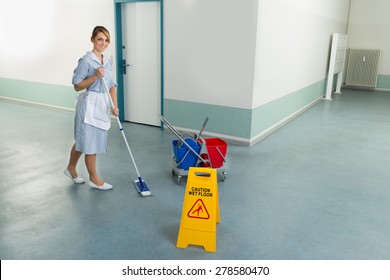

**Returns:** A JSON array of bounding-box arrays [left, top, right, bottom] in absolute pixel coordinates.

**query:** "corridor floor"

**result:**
[[1, 89, 389, 260]]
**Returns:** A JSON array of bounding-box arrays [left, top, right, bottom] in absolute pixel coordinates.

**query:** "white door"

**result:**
[[122, 2, 161, 126]]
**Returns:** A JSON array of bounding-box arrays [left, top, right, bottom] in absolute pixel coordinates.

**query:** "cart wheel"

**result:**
[[172, 168, 176, 176], [177, 175, 182, 185], [222, 171, 226, 181]]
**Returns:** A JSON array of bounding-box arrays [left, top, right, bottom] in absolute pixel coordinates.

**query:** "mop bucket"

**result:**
[[198, 138, 228, 168], [172, 139, 202, 170]]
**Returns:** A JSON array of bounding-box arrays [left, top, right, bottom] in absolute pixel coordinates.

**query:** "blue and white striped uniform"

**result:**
[[72, 51, 117, 154]]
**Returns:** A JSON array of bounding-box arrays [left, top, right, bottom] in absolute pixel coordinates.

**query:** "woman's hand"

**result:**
[[74, 67, 105, 91], [112, 107, 119, 117], [95, 67, 105, 78]]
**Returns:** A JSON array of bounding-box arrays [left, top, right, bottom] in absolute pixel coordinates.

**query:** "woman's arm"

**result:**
[[74, 67, 104, 91]]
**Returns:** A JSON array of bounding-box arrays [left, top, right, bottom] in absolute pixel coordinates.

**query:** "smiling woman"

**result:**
[[0, 0, 55, 59], [65, 25, 119, 191]]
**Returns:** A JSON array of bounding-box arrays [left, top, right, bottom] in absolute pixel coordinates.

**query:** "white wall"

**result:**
[[0, 0, 116, 86], [347, 0, 390, 75], [164, 0, 258, 109], [0, 0, 351, 106], [252, 0, 351, 108]]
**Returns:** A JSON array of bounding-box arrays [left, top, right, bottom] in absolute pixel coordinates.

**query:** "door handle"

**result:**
[[122, 59, 131, 75]]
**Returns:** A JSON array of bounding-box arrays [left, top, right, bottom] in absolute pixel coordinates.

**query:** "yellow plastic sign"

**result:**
[[176, 167, 220, 252]]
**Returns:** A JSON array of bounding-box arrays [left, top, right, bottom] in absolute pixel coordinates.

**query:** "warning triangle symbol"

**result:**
[[187, 199, 210, 220]]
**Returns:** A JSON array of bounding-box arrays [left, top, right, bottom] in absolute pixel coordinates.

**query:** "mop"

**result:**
[[101, 78, 152, 197]]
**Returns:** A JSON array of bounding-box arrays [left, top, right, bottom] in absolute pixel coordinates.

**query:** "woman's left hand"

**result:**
[[112, 107, 119, 116]]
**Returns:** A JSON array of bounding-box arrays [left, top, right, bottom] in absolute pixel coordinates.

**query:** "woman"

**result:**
[[64, 26, 119, 190]]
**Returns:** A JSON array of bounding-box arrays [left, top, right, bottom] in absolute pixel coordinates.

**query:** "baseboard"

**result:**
[[249, 96, 323, 146], [3, 94, 323, 147], [163, 126, 250, 146], [0, 96, 75, 113], [341, 85, 390, 93], [163, 96, 323, 147]]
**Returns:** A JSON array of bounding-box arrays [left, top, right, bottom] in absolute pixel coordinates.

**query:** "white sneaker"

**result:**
[[89, 181, 113, 190], [64, 169, 85, 184]]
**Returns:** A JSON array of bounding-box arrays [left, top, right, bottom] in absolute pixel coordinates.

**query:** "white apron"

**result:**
[[81, 90, 111, 131]]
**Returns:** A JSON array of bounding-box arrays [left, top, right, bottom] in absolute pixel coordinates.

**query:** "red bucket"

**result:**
[[199, 138, 227, 168]]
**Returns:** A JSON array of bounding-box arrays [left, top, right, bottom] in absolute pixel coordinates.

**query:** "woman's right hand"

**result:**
[[95, 67, 105, 78]]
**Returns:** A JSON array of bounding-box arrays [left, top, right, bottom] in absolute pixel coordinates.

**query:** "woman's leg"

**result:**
[[85, 154, 104, 186], [66, 143, 82, 178]]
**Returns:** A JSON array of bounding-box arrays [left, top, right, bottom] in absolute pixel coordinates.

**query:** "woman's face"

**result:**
[[92, 32, 109, 53]]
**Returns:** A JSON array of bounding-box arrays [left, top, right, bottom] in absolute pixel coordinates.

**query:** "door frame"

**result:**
[[114, 0, 164, 128]]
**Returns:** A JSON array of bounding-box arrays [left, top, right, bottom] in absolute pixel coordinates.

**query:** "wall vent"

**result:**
[[345, 49, 381, 87]]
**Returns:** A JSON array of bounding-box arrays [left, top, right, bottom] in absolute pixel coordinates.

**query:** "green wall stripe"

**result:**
[[1, 76, 327, 143], [377, 75, 390, 90], [251, 80, 326, 137], [165, 80, 326, 140], [164, 100, 252, 138], [0, 78, 76, 109]]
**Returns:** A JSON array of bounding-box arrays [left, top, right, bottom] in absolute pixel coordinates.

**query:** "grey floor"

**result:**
[[1, 89, 390, 260]]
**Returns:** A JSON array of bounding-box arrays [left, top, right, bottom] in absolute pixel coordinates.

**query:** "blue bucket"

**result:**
[[172, 139, 201, 170]]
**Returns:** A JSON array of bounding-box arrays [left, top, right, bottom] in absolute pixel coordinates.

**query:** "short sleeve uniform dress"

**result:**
[[72, 51, 117, 155]]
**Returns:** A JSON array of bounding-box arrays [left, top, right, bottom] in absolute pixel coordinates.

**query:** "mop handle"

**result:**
[[160, 115, 206, 163], [160, 115, 181, 137], [195, 117, 209, 141], [101, 78, 141, 178]]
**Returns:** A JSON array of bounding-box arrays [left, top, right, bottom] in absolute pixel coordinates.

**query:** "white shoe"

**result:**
[[64, 169, 85, 184], [89, 181, 113, 190]]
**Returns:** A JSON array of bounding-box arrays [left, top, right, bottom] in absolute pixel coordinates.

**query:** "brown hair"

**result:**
[[91, 26, 110, 43]]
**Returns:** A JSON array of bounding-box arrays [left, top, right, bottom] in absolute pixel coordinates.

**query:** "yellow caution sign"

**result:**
[[176, 167, 220, 252]]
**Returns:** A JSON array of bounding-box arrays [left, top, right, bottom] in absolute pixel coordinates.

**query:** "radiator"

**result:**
[[345, 49, 381, 87]]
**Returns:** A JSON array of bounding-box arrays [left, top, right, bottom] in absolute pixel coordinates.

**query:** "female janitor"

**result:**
[[64, 26, 119, 190]]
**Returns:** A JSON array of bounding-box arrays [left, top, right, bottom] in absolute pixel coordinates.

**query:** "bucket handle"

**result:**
[[216, 146, 226, 163]]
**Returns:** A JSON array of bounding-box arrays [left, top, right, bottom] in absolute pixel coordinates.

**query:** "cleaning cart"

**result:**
[[160, 116, 228, 185]]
